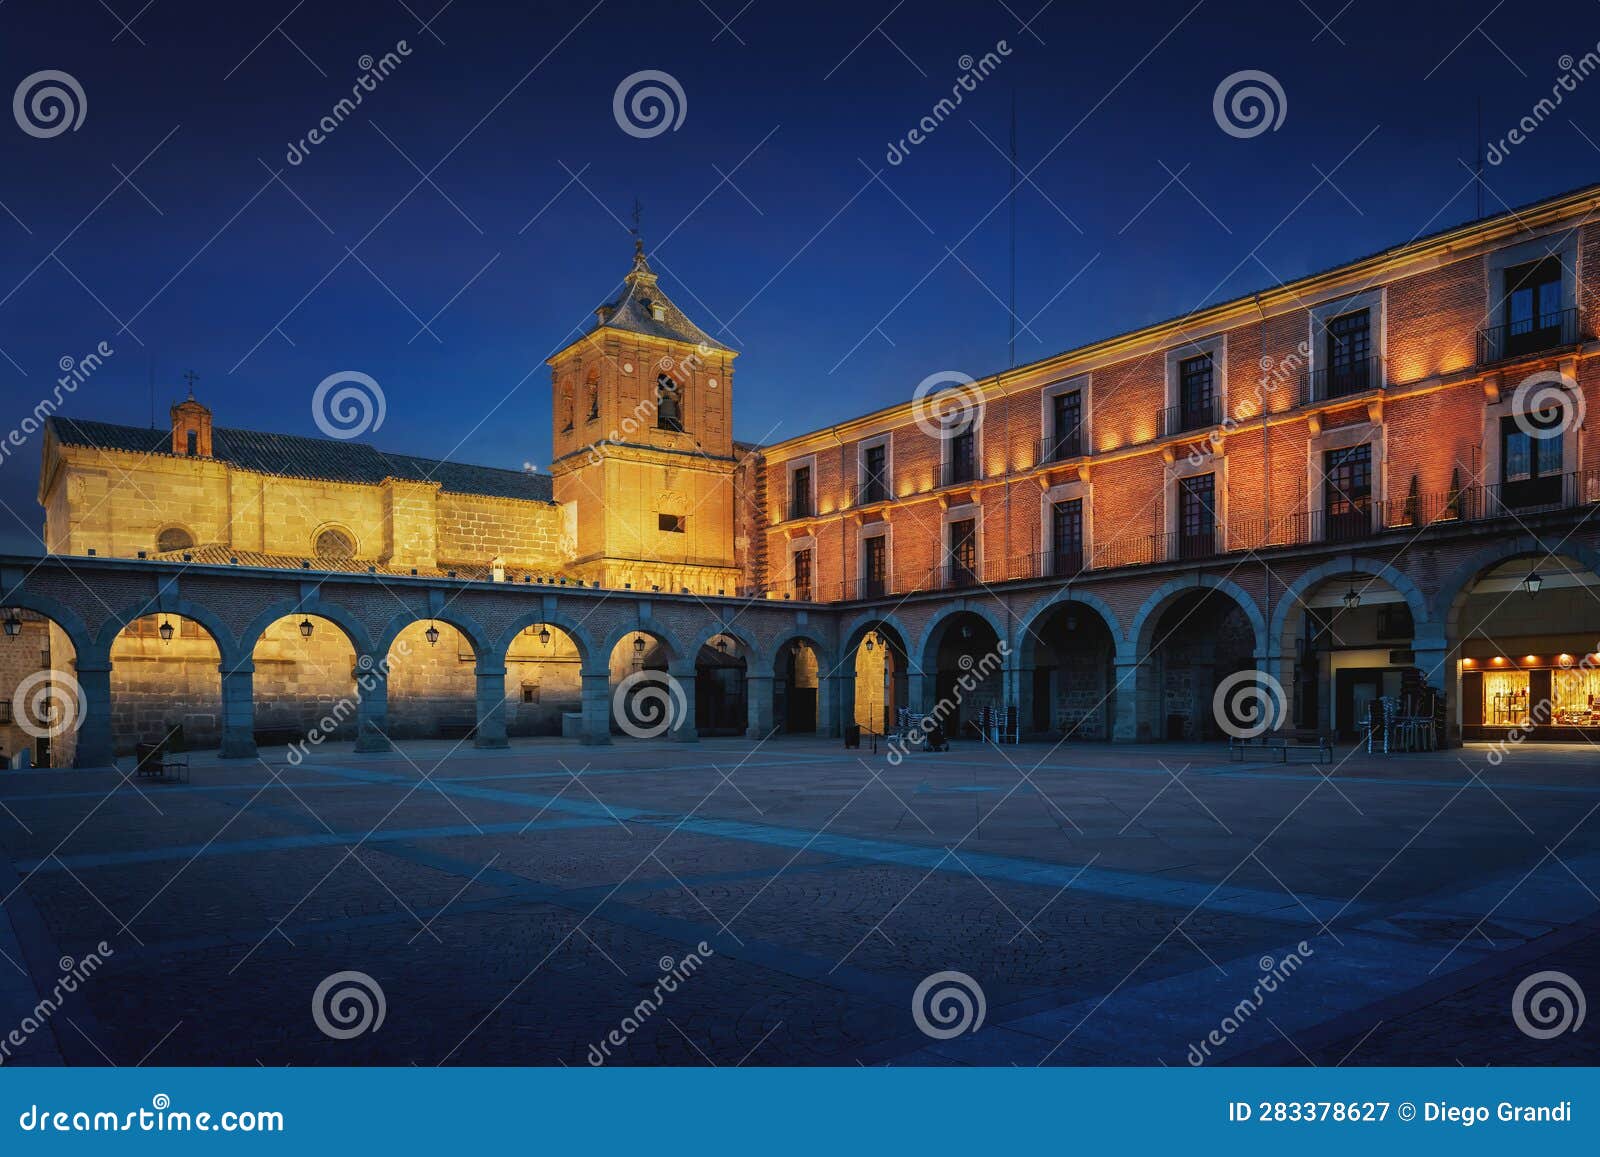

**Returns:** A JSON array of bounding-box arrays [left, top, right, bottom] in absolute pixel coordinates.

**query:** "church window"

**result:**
[[314, 527, 357, 560], [156, 527, 193, 554]]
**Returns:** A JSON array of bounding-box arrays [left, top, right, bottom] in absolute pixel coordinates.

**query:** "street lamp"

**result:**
[[299, 617, 315, 639], [1524, 571, 1544, 597], [539, 625, 551, 647], [1342, 586, 1360, 611], [633, 633, 646, 655], [425, 622, 440, 647], [158, 619, 175, 643]]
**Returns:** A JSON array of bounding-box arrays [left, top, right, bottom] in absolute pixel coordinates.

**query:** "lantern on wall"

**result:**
[[299, 618, 315, 639], [539, 625, 551, 647], [1524, 571, 1544, 597], [1342, 586, 1360, 611], [864, 633, 876, 653], [158, 619, 175, 643], [633, 634, 646, 655], [425, 622, 441, 647]]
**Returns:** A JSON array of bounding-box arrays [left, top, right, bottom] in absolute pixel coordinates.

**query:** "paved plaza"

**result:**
[[0, 735, 1595, 1066]]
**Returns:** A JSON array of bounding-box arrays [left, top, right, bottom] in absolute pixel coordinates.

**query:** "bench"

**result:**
[[1228, 729, 1332, 765], [133, 741, 190, 783]]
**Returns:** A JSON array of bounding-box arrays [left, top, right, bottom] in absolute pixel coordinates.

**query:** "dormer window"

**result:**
[[651, 303, 666, 321]]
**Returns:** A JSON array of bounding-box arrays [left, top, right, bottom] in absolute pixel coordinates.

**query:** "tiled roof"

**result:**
[[594, 242, 729, 351], [148, 543, 571, 582], [48, 417, 554, 503]]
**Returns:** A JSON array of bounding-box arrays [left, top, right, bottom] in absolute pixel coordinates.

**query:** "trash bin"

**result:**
[[844, 724, 861, 749]]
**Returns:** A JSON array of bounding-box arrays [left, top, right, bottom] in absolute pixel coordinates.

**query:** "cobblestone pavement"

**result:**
[[0, 737, 1595, 1066]]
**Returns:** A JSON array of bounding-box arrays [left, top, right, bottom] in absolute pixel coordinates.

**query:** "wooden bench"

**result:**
[[1229, 730, 1332, 765], [133, 741, 190, 783]]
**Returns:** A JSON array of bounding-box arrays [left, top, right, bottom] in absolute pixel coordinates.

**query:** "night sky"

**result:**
[[1, 0, 1598, 551]]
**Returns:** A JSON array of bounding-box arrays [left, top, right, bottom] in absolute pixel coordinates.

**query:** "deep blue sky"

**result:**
[[1, 0, 1597, 550]]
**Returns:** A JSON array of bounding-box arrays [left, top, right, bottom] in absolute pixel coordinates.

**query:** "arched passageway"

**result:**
[[848, 620, 909, 737], [250, 613, 359, 748], [694, 632, 748, 736], [384, 619, 480, 740], [109, 613, 222, 754], [920, 610, 1005, 741], [1135, 588, 1257, 741], [504, 622, 584, 737], [774, 637, 822, 733], [0, 608, 81, 768], [1018, 600, 1117, 739]]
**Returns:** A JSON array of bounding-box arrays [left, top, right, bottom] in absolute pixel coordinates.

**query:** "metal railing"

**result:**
[[941, 457, 980, 487], [1303, 356, 1384, 403], [853, 477, 892, 506], [1037, 433, 1084, 465], [1477, 306, 1581, 366], [1160, 396, 1222, 438]]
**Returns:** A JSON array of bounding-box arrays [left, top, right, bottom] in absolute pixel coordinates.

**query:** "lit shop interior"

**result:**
[[1456, 558, 1600, 740]]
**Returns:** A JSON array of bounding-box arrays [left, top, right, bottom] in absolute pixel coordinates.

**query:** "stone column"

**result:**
[[354, 655, 393, 752], [1411, 634, 1454, 747], [473, 666, 509, 749], [1111, 657, 1143, 742], [906, 670, 929, 717], [580, 670, 613, 745], [823, 673, 849, 738], [670, 667, 698, 742], [219, 664, 257, 759], [73, 662, 114, 769], [746, 674, 775, 738]]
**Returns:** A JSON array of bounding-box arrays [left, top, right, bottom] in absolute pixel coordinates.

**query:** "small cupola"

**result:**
[[170, 380, 213, 457]]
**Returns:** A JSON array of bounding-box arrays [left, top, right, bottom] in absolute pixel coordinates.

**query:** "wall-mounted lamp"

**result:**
[[299, 618, 315, 639], [425, 622, 440, 647]]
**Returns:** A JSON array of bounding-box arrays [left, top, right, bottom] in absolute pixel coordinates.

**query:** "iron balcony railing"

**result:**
[[941, 457, 980, 488], [1037, 433, 1084, 465], [1477, 307, 1581, 366], [853, 477, 893, 506], [1160, 396, 1222, 438], [1302, 356, 1384, 403]]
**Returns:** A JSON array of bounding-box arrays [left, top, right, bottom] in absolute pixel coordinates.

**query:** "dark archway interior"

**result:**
[[695, 636, 747, 736], [928, 612, 1003, 740], [775, 639, 820, 733], [1149, 590, 1255, 741], [1026, 603, 1116, 738]]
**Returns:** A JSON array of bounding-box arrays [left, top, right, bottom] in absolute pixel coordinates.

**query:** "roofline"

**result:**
[[546, 323, 738, 366], [758, 180, 1600, 456]]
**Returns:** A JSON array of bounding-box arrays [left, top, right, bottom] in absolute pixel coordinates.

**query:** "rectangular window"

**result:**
[[1050, 391, 1082, 460], [1500, 410, 1566, 508], [947, 518, 977, 587], [1178, 354, 1214, 431], [1324, 310, 1371, 397], [521, 684, 540, 704], [1051, 498, 1083, 576], [790, 466, 812, 519], [1177, 474, 1216, 560], [792, 547, 813, 601], [947, 429, 976, 484], [1504, 257, 1564, 356], [658, 513, 685, 533], [1323, 443, 1373, 542], [863, 535, 886, 597], [862, 444, 888, 503]]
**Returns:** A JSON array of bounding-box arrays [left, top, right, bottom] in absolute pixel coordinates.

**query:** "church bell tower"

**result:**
[[547, 237, 740, 595]]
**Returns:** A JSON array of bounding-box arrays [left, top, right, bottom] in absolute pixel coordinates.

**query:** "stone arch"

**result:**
[[915, 602, 1012, 673], [1129, 574, 1267, 659], [97, 596, 242, 669], [1015, 585, 1129, 660], [0, 588, 95, 665], [1434, 535, 1600, 636], [375, 610, 495, 668], [600, 620, 688, 672], [154, 525, 195, 554], [492, 609, 597, 672], [239, 597, 376, 660], [686, 620, 757, 664], [840, 611, 915, 669], [1269, 556, 1432, 656], [765, 630, 833, 678], [311, 523, 360, 561]]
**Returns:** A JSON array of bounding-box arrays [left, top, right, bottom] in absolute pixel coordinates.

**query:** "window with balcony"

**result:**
[[1504, 257, 1565, 358], [792, 547, 813, 601], [946, 428, 977, 485], [1177, 474, 1216, 560], [790, 465, 813, 520], [1047, 390, 1082, 461], [1322, 443, 1372, 541], [1050, 498, 1083, 577], [1501, 409, 1566, 509], [862, 534, 886, 597], [861, 443, 888, 503], [1175, 354, 1215, 433], [947, 518, 977, 587], [1324, 309, 1373, 398]]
